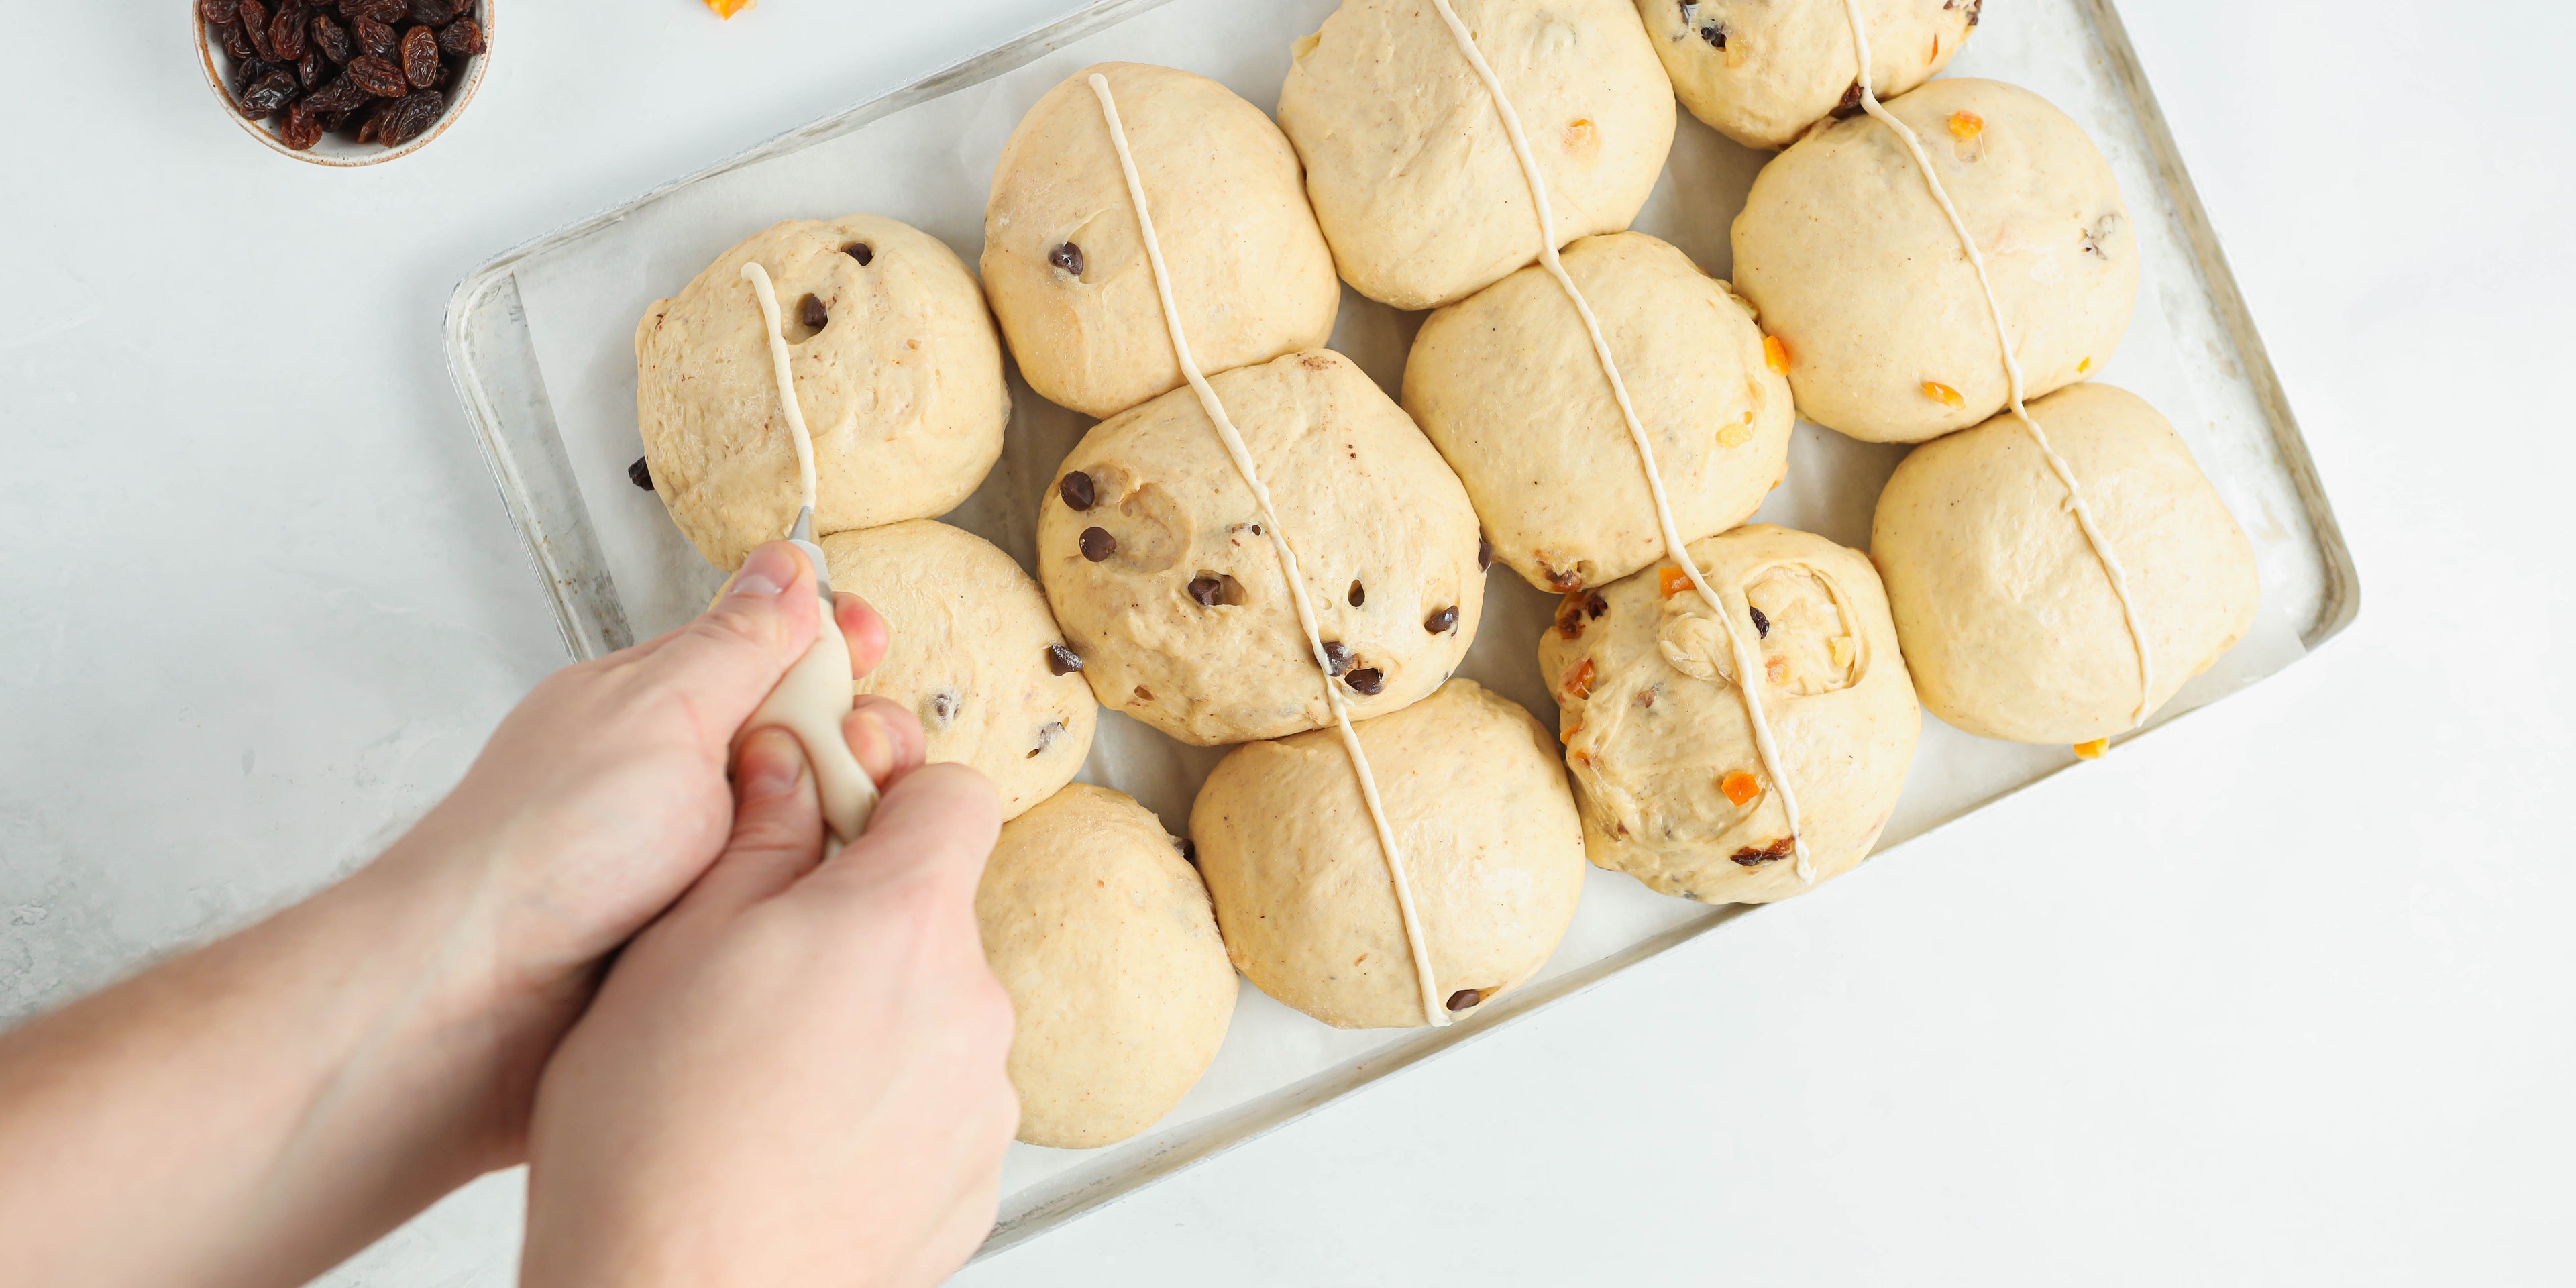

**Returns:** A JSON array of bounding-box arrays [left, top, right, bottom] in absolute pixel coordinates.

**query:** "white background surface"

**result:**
[[0, 1, 2567, 1285]]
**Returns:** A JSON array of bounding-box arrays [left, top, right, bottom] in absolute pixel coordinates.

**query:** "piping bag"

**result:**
[[735, 261, 879, 846]]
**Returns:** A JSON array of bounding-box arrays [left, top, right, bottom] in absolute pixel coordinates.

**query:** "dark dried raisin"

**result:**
[[1345, 667, 1385, 696], [627, 456, 653, 490], [222, 21, 258, 60], [345, 0, 405, 21], [1187, 576, 1224, 607], [239, 0, 274, 57], [1585, 591, 1607, 619], [313, 13, 351, 62], [298, 50, 323, 87], [797, 293, 827, 332], [1044, 644, 1083, 676], [1699, 23, 1725, 48], [1833, 81, 1866, 117], [354, 103, 383, 144], [1057, 470, 1095, 511], [1749, 605, 1769, 638], [1424, 605, 1458, 634], [843, 241, 873, 266], [354, 15, 396, 56], [304, 74, 367, 114], [407, 0, 458, 23], [347, 54, 407, 96], [437, 17, 485, 56], [279, 101, 323, 150], [1348, 580, 1364, 607], [1477, 537, 1492, 570], [1048, 241, 1084, 276], [201, 0, 241, 23], [272, 2, 311, 62], [1730, 838, 1796, 867], [1078, 527, 1116, 561], [237, 70, 297, 118], [378, 89, 443, 143], [1321, 642, 1352, 676], [400, 25, 438, 87], [1446, 988, 1483, 1012]]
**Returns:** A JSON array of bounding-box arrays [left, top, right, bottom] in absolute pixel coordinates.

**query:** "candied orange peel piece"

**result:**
[[2078, 356, 2094, 374], [1658, 566, 1692, 600], [1922, 380, 1966, 409], [1563, 657, 1597, 700], [1721, 771, 1762, 806], [1948, 110, 1984, 141], [1716, 413, 1755, 449], [704, 0, 755, 15], [1763, 333, 1790, 374], [2074, 738, 2109, 760]]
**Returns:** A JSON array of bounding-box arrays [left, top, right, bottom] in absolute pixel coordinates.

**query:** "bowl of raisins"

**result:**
[[195, 0, 490, 165]]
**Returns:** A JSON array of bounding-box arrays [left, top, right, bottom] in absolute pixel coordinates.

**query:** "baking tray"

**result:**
[[443, 0, 2357, 1258]]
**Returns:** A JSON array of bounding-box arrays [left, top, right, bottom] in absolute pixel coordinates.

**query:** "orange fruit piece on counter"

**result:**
[[704, 0, 754, 17], [1922, 380, 1966, 409], [2074, 738, 2109, 759], [1721, 771, 1762, 806], [1948, 110, 1984, 141], [1659, 566, 1692, 599], [1763, 333, 1790, 374]]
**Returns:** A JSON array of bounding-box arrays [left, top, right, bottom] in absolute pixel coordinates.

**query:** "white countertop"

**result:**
[[2, 1, 2568, 1283]]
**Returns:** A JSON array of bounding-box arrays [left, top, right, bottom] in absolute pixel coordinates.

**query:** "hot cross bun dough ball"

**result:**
[[1036, 350, 1486, 746], [981, 62, 1340, 420], [635, 215, 1009, 570], [1403, 232, 1794, 595], [816, 521, 1095, 820], [1639, 0, 1977, 150], [1870, 382, 2259, 744], [1729, 78, 2139, 444], [1277, 0, 1677, 311], [977, 784, 1236, 1149], [1190, 679, 1586, 1029], [1538, 525, 1919, 904]]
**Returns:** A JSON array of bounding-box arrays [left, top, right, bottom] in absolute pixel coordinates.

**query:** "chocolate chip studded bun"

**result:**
[[977, 784, 1236, 1149], [1871, 382, 2259, 744], [982, 62, 1340, 420], [1191, 679, 1586, 1029], [1037, 350, 1485, 746], [1403, 231, 1792, 595], [818, 520, 1095, 821], [1639, 0, 1976, 150], [1731, 78, 2137, 443], [636, 215, 1009, 570], [1277, 0, 1676, 311], [1538, 525, 1919, 904]]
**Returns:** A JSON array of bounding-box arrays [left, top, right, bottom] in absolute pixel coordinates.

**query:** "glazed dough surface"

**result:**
[[1405, 231, 1793, 594], [1539, 525, 1918, 903], [982, 62, 1340, 419], [1036, 350, 1485, 745], [1730, 78, 2137, 443], [1190, 679, 1587, 1028], [817, 521, 1096, 821], [1871, 382, 2259, 743], [635, 215, 1008, 570], [976, 784, 1236, 1150], [1277, 0, 1675, 311], [1638, 0, 1972, 149]]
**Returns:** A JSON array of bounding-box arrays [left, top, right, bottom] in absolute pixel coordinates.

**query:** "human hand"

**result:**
[[519, 720, 1018, 1288]]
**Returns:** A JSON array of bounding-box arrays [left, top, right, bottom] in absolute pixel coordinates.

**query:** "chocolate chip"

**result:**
[[1424, 605, 1458, 634], [1344, 667, 1384, 696], [1058, 470, 1095, 511], [1477, 537, 1493, 570], [1187, 575, 1224, 606], [1048, 241, 1085, 276], [1321, 641, 1352, 676], [1079, 527, 1116, 561], [844, 241, 873, 266], [1833, 81, 1866, 117], [1699, 23, 1725, 48], [1045, 643, 1083, 675], [1028, 720, 1066, 758], [627, 455, 653, 490], [1750, 606, 1770, 638], [1586, 592, 1608, 619], [1446, 988, 1483, 1011], [1348, 580, 1365, 607], [797, 293, 827, 332], [928, 690, 959, 725]]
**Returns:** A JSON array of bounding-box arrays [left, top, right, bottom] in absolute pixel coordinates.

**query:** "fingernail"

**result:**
[[728, 543, 799, 598], [738, 727, 806, 801]]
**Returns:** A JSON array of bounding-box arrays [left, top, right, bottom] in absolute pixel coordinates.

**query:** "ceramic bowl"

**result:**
[[193, 0, 490, 166]]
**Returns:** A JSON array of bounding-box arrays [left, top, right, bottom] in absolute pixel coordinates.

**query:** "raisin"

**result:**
[[304, 74, 367, 114], [223, 21, 258, 60], [315, 106, 355, 133], [407, 0, 458, 23], [1187, 576, 1224, 607], [1044, 644, 1083, 676], [378, 89, 443, 144], [1424, 605, 1458, 634], [1446, 988, 1483, 1012], [1078, 526, 1116, 561], [1347, 580, 1364, 607], [347, 53, 406, 96], [797, 293, 827, 332], [1554, 597, 1587, 641], [1586, 592, 1607, 619], [1345, 668, 1385, 696], [627, 456, 653, 490], [1699, 23, 1725, 48], [201, 0, 241, 23], [344, 0, 405, 20], [437, 17, 485, 56], [1057, 470, 1095, 511], [1477, 537, 1492, 570], [233, 56, 275, 92], [843, 241, 873, 266], [1321, 641, 1352, 676], [279, 101, 323, 150], [271, 1, 309, 60], [1730, 839, 1796, 867], [1048, 241, 1084, 276], [237, 70, 298, 118], [354, 104, 383, 144], [400, 25, 438, 87], [297, 49, 323, 87], [239, 0, 274, 57], [354, 15, 396, 56], [1833, 81, 1866, 118], [313, 13, 351, 62]]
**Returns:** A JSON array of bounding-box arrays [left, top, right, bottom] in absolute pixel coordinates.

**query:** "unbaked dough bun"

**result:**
[[1036, 350, 1485, 746], [1538, 524, 1919, 904], [976, 783, 1236, 1149], [816, 520, 1096, 821], [1870, 382, 2258, 744], [982, 62, 1340, 420], [1277, 0, 1676, 311], [1191, 678, 1585, 1028], [1638, 0, 1976, 150], [1730, 78, 2137, 443], [635, 215, 1009, 570], [1404, 231, 1793, 594]]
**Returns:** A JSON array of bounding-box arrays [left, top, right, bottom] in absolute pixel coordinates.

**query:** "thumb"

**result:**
[[637, 541, 824, 736]]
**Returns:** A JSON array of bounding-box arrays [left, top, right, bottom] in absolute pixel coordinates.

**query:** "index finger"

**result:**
[[834, 592, 890, 678]]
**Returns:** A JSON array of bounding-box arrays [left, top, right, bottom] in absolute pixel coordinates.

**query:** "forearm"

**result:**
[[0, 833, 580, 1288]]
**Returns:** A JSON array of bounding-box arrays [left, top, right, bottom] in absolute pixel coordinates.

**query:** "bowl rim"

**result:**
[[193, 0, 492, 167]]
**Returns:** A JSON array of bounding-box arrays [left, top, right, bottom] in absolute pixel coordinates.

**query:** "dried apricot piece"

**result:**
[[1563, 657, 1596, 700], [1659, 566, 1692, 600], [1763, 333, 1790, 374], [2074, 738, 2108, 759], [1948, 110, 1984, 141], [1721, 771, 1762, 806], [1922, 380, 1966, 409]]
